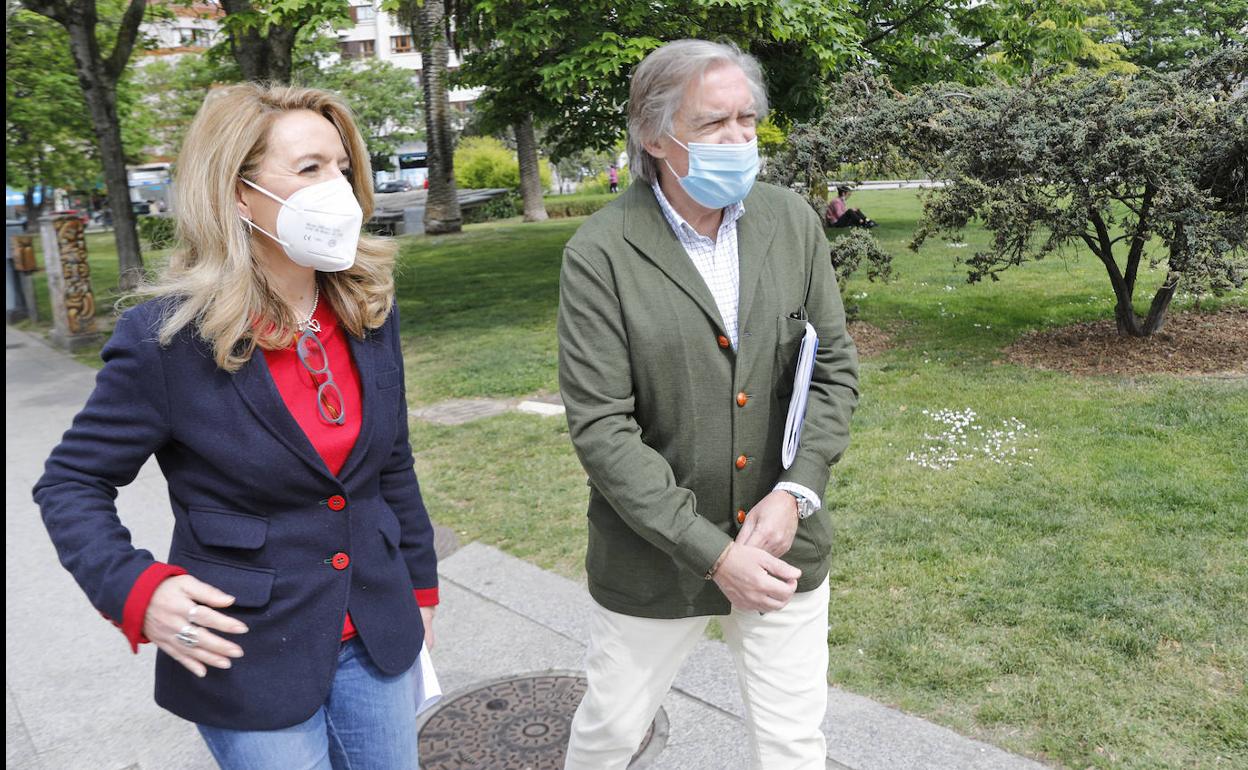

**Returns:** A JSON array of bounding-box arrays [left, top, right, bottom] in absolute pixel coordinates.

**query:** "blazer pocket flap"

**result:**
[[188, 508, 269, 550], [378, 510, 402, 549], [179, 553, 275, 608], [377, 367, 400, 390]]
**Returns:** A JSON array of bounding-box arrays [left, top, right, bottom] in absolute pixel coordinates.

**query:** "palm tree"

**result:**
[[513, 114, 548, 222], [402, 0, 461, 234]]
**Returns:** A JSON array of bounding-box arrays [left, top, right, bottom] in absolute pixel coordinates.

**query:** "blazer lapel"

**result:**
[[621, 184, 728, 335], [734, 186, 779, 339], [335, 329, 377, 481], [231, 351, 335, 481]]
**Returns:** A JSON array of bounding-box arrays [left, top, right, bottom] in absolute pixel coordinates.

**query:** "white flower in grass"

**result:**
[[906, 408, 1038, 470]]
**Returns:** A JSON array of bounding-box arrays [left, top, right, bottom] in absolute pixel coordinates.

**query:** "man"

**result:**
[[557, 39, 859, 770]]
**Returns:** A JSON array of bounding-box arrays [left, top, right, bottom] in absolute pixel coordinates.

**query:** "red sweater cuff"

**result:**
[[122, 563, 187, 653], [414, 587, 439, 607]]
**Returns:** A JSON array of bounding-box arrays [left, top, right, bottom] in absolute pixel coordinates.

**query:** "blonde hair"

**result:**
[[134, 83, 396, 372]]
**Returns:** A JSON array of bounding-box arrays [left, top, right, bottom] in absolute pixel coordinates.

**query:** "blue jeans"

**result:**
[[198, 638, 421, 770]]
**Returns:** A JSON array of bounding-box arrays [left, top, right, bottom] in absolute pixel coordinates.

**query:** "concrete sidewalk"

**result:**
[[6, 325, 1049, 770]]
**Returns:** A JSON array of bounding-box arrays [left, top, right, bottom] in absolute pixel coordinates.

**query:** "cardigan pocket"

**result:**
[[775, 313, 809, 400], [188, 508, 269, 550], [177, 552, 276, 608]]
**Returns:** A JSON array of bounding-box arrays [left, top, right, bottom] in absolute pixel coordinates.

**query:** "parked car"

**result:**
[[375, 180, 414, 193]]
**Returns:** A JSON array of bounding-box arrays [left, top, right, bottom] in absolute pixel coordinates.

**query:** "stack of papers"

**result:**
[[782, 322, 818, 470]]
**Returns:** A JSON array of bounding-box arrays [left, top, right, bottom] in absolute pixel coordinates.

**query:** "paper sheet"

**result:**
[[414, 645, 442, 716]]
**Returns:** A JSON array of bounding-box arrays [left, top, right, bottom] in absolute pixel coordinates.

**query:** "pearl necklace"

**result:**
[[298, 284, 321, 334]]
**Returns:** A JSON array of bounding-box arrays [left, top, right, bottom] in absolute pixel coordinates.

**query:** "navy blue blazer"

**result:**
[[33, 298, 437, 730]]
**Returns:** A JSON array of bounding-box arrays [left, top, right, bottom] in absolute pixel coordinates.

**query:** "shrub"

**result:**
[[137, 215, 176, 250], [454, 136, 552, 190], [543, 194, 616, 218], [828, 228, 894, 319], [462, 192, 521, 224]]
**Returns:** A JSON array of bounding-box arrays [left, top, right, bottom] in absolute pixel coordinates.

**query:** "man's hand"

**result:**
[[144, 575, 247, 678], [420, 606, 436, 651], [737, 490, 799, 557], [711, 543, 801, 612]]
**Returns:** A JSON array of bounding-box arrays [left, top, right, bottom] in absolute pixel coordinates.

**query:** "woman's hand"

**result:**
[[420, 606, 436, 651], [144, 575, 248, 677]]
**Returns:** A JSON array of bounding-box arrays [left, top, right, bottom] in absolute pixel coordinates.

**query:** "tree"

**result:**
[[391, 0, 461, 234], [21, 0, 151, 289], [131, 52, 239, 158], [218, 0, 348, 85], [451, 1, 558, 221], [776, 50, 1247, 338], [295, 58, 424, 173], [1100, 0, 1248, 71], [6, 7, 99, 229], [854, 0, 1134, 90], [453, 0, 862, 169]]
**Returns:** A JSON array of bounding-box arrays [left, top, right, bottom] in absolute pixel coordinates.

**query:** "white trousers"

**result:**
[[565, 577, 830, 770]]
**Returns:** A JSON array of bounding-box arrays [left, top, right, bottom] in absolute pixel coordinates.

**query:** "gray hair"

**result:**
[[627, 39, 769, 184]]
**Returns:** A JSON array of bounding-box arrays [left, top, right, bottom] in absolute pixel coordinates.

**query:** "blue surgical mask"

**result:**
[[664, 134, 759, 209]]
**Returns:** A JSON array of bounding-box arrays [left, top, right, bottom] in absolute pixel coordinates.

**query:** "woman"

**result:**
[[33, 84, 437, 768], [824, 186, 876, 228]]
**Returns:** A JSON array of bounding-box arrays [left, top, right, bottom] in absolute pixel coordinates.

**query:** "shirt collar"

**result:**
[[650, 181, 745, 243]]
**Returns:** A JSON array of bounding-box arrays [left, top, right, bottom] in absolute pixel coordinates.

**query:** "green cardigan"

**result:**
[[557, 181, 859, 618]]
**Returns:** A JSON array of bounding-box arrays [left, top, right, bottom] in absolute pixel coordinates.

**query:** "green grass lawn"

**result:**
[[17, 193, 1247, 769], [405, 191, 1248, 769]]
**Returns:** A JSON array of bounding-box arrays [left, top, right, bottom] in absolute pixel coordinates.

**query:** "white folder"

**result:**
[[781, 322, 819, 470]]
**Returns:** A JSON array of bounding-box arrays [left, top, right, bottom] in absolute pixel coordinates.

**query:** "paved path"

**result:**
[[6, 325, 1050, 769]]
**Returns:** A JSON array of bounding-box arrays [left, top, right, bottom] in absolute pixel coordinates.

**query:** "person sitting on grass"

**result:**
[[824, 186, 876, 228]]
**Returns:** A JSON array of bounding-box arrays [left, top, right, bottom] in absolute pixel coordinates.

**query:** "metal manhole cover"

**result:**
[[418, 673, 668, 769]]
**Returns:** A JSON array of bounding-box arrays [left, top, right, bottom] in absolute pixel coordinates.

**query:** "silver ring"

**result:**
[[175, 624, 199, 648]]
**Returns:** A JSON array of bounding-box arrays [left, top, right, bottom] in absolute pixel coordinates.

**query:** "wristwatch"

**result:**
[[784, 490, 819, 520]]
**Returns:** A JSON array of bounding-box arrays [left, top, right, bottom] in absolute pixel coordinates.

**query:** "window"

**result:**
[[350, 4, 376, 23], [339, 39, 376, 59], [391, 35, 413, 53]]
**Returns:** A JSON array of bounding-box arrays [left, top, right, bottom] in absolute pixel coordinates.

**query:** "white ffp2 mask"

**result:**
[[240, 177, 363, 272]]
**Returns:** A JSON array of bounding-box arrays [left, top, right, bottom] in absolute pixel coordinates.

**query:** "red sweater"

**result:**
[[118, 301, 436, 652]]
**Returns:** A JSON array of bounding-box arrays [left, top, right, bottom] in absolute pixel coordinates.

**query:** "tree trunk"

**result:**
[[1112, 296, 1143, 337], [514, 114, 548, 222], [411, 0, 461, 234], [63, 14, 144, 289], [1141, 272, 1180, 335], [220, 0, 296, 84], [24, 187, 46, 234]]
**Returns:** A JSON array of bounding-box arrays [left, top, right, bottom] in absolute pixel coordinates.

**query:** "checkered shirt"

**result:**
[[651, 182, 746, 349]]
